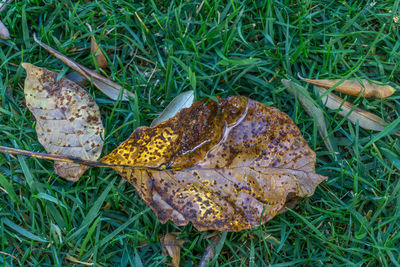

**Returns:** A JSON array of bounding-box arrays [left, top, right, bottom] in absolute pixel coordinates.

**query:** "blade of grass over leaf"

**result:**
[[33, 33, 134, 101], [316, 86, 400, 136], [282, 79, 338, 159], [87, 23, 108, 69], [0, 173, 19, 203]]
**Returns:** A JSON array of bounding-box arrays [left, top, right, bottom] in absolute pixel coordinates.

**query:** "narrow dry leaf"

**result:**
[[161, 232, 186, 267], [151, 90, 195, 127], [33, 34, 134, 101], [22, 63, 104, 181], [0, 96, 327, 231], [0, 20, 10, 40], [316, 86, 399, 135], [299, 75, 395, 99], [282, 79, 338, 158], [65, 71, 90, 87], [87, 24, 108, 69]]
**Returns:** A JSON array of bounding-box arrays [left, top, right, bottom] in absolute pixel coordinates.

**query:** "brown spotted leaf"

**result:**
[[22, 63, 104, 181], [101, 96, 327, 231]]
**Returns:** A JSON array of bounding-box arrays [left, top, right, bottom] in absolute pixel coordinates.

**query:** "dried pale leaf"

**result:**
[[66, 71, 90, 87], [282, 79, 338, 158], [161, 232, 186, 267], [33, 34, 134, 101], [299, 75, 395, 99], [22, 63, 104, 181], [151, 90, 195, 127], [65, 255, 93, 266], [0, 20, 9, 40], [101, 96, 327, 231], [316, 86, 399, 136], [88, 24, 108, 68]]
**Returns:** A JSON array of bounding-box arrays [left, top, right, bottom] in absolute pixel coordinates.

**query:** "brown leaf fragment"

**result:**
[[101, 96, 327, 231], [21, 63, 104, 181], [316, 86, 400, 136], [282, 79, 338, 159], [0, 20, 10, 40], [299, 75, 395, 99], [161, 232, 186, 267], [33, 34, 134, 101], [87, 24, 108, 69]]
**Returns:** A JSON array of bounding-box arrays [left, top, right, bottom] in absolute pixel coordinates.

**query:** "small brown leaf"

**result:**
[[87, 24, 108, 69], [33, 34, 134, 101], [21, 63, 104, 181], [101, 96, 327, 231], [316, 86, 399, 135], [299, 75, 395, 99], [161, 232, 186, 267], [0, 20, 10, 40]]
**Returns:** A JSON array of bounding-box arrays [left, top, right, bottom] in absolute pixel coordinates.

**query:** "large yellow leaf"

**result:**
[[101, 96, 327, 231]]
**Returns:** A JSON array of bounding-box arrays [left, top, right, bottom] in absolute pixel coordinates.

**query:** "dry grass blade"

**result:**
[[22, 63, 104, 181], [299, 74, 395, 99], [282, 79, 338, 158], [316, 86, 400, 136], [0, 20, 9, 40], [87, 23, 108, 69], [161, 232, 186, 267], [33, 33, 134, 101]]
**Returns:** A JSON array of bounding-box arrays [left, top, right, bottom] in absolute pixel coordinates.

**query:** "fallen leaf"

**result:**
[[161, 232, 186, 267], [151, 90, 195, 127], [0, 96, 326, 231], [65, 71, 91, 87], [33, 33, 134, 101], [282, 79, 338, 159], [0, 20, 10, 40], [87, 23, 108, 69], [100, 96, 327, 231], [316, 86, 400, 136], [22, 63, 104, 181], [299, 75, 395, 99], [198, 234, 221, 267]]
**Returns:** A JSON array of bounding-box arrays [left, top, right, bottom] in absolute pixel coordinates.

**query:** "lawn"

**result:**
[[1, 0, 400, 266]]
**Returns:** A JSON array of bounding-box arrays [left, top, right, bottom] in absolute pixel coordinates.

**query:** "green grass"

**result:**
[[1, 0, 400, 266]]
